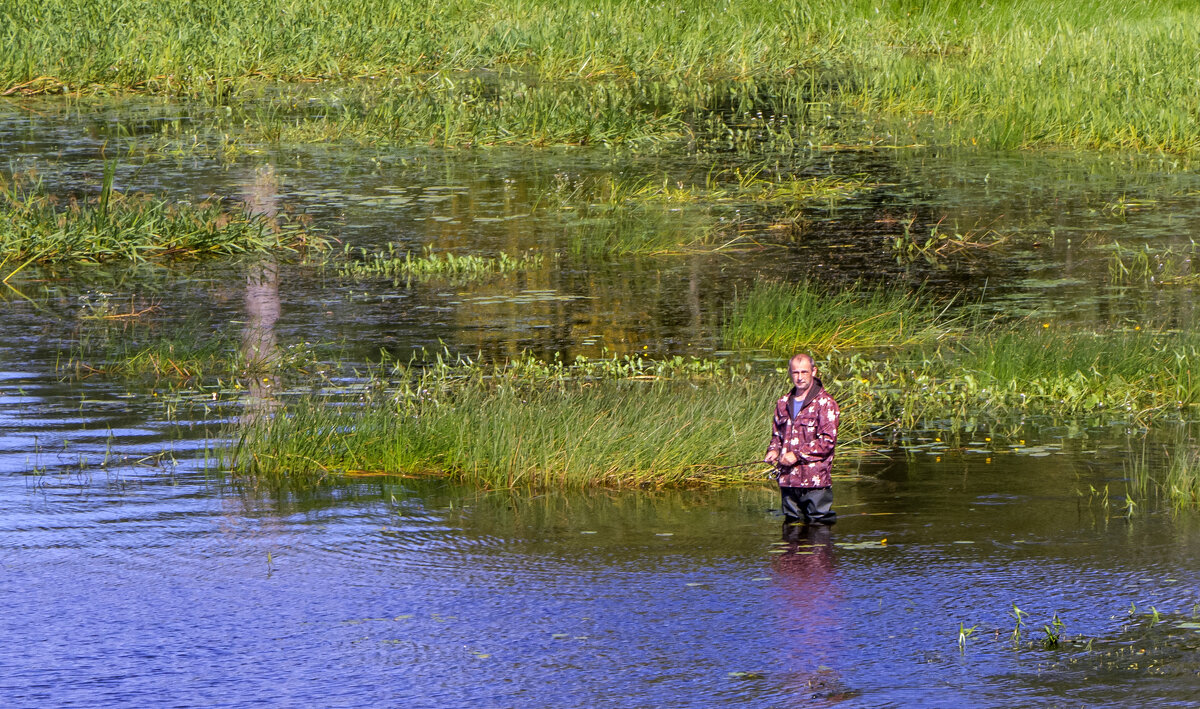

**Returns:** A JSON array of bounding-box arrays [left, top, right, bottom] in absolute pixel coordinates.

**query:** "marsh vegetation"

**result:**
[[8, 0, 1200, 151], [0, 170, 323, 271]]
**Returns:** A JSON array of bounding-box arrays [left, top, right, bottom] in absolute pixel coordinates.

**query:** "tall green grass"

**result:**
[[7, 0, 1200, 151], [224, 321, 1200, 489], [226, 353, 777, 489], [827, 325, 1200, 427], [722, 281, 960, 353], [0, 173, 323, 268]]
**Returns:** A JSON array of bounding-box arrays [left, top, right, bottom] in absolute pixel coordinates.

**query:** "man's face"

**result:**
[[790, 357, 815, 395]]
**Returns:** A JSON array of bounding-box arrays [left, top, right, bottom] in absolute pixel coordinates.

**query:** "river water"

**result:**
[[2, 98, 1200, 706]]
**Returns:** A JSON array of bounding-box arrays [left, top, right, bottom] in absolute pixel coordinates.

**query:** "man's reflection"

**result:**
[[770, 522, 853, 702]]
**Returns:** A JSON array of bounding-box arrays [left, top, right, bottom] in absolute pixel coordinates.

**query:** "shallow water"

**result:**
[[4, 417, 1200, 707], [3, 99, 1200, 706]]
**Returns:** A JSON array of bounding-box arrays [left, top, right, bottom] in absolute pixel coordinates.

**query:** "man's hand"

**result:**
[[764, 450, 779, 465], [780, 450, 798, 467]]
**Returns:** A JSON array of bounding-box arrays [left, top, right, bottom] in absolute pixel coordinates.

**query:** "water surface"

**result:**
[[3, 99, 1200, 706]]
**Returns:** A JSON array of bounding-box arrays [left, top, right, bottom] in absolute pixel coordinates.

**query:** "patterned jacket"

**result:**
[[765, 379, 840, 488]]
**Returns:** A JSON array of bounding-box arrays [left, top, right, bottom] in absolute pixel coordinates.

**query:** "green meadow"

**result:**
[[5, 0, 1200, 151]]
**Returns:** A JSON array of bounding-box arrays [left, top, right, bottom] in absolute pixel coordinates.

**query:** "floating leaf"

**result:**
[[835, 540, 888, 550]]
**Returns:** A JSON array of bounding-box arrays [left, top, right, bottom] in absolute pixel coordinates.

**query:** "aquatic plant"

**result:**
[[0, 173, 323, 268], [1010, 604, 1028, 646], [1107, 241, 1200, 286], [66, 334, 236, 381], [262, 76, 690, 148], [224, 315, 1200, 488], [224, 353, 780, 489], [336, 243, 543, 282], [890, 219, 1008, 263], [1125, 434, 1200, 510], [569, 170, 870, 210], [1042, 613, 1066, 649], [563, 210, 723, 257], [63, 313, 334, 383], [722, 281, 960, 353], [957, 622, 977, 653]]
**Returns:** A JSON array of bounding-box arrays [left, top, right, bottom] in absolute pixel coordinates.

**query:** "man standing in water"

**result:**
[[764, 353, 840, 525]]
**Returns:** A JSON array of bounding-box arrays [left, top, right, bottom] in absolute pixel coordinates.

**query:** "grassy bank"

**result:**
[[0, 172, 323, 269], [6, 1, 1200, 151]]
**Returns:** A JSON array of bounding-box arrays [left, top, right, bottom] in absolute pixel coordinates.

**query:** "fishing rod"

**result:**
[[837, 418, 902, 448], [698, 418, 902, 476]]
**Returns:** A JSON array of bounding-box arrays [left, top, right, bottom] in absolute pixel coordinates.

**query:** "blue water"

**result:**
[[4, 99, 1200, 707]]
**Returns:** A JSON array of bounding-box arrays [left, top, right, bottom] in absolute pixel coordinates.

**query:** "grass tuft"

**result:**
[[722, 281, 959, 353], [0, 173, 324, 269]]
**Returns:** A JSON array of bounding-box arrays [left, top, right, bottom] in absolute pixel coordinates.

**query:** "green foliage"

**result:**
[[223, 321, 1200, 489], [225, 352, 775, 489], [7, 0, 1200, 151], [0, 173, 323, 268], [336, 244, 543, 282], [826, 325, 1200, 428], [1107, 241, 1200, 285], [722, 281, 959, 353]]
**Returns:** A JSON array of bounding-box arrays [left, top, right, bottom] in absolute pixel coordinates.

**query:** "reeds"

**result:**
[[722, 281, 959, 353], [0, 173, 323, 268], [225, 322, 1200, 488], [225, 352, 776, 489], [9, 1, 1200, 151]]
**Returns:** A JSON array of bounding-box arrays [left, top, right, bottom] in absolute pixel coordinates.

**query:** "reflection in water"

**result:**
[[771, 523, 849, 702], [241, 166, 281, 423]]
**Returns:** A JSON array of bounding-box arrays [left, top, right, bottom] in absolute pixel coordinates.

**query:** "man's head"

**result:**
[[789, 353, 817, 396]]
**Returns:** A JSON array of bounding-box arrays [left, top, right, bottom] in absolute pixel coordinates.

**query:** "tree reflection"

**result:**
[[241, 165, 280, 423]]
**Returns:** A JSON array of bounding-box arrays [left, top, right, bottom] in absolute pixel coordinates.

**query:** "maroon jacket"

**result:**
[[765, 379, 840, 488]]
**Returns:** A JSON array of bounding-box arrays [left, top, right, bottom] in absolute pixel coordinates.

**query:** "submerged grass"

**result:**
[[1107, 241, 1200, 285], [336, 244, 543, 282], [0, 173, 324, 268], [1127, 435, 1200, 510], [262, 77, 689, 148], [64, 322, 331, 383], [552, 168, 868, 257]]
